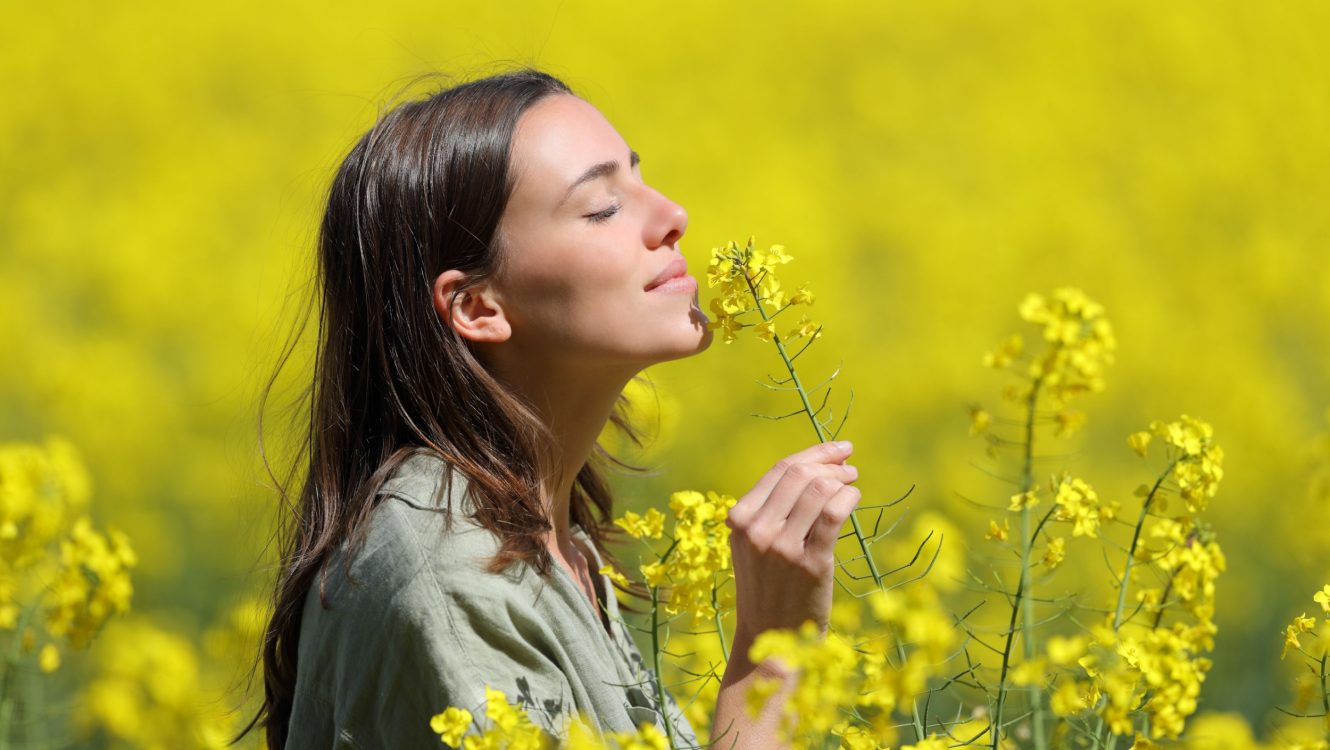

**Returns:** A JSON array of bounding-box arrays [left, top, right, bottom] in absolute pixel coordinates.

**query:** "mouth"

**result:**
[[645, 257, 691, 292]]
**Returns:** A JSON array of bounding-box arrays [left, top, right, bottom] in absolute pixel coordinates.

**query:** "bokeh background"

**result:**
[[3, 0, 1328, 745]]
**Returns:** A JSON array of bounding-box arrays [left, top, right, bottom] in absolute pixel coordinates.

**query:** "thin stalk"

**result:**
[[742, 269, 927, 742], [1320, 651, 1328, 730], [651, 585, 679, 749], [712, 584, 731, 662], [992, 378, 1048, 750], [1090, 460, 1179, 750], [1110, 462, 1178, 630]]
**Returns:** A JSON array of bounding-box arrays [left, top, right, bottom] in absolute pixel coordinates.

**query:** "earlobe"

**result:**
[[432, 269, 511, 344]]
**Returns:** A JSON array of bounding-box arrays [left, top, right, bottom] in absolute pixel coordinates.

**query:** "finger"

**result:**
[[777, 472, 856, 550], [731, 442, 854, 523], [746, 464, 857, 544], [745, 441, 853, 504], [805, 484, 862, 555]]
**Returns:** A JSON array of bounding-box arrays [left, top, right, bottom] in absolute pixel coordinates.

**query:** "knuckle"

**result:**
[[744, 526, 777, 552], [810, 476, 842, 496], [820, 504, 850, 526], [786, 462, 815, 481]]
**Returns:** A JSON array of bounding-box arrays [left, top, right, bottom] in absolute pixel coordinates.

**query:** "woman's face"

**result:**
[[487, 93, 712, 375]]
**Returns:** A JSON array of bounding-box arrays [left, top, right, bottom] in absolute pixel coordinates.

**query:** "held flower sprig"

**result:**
[[706, 237, 818, 347], [707, 238, 953, 748]]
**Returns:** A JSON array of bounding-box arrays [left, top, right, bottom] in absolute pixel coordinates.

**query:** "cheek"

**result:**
[[506, 252, 638, 336]]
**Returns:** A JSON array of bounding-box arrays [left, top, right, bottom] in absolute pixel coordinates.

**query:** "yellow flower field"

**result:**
[[2, 1, 1328, 747]]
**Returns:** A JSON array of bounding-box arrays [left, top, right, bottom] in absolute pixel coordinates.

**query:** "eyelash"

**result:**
[[585, 202, 621, 224]]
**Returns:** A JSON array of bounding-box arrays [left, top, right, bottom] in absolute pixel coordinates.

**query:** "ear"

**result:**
[[432, 269, 512, 344]]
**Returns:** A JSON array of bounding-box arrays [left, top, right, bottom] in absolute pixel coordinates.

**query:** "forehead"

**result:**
[[508, 94, 629, 204]]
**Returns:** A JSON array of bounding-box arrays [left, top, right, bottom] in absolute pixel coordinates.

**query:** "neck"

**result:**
[[487, 353, 639, 551]]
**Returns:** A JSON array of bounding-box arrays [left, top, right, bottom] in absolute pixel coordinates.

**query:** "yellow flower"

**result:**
[[430, 706, 473, 747], [1128, 732, 1160, 750], [1011, 657, 1048, 686], [1050, 680, 1097, 716], [1046, 635, 1087, 666], [902, 736, 950, 750], [38, 643, 60, 673], [613, 508, 665, 540], [1054, 410, 1086, 437], [1008, 489, 1039, 512], [1128, 431, 1151, 457], [1042, 537, 1066, 569], [969, 407, 991, 436], [985, 518, 1009, 542], [785, 314, 821, 342], [598, 565, 630, 589], [754, 320, 776, 342], [1052, 476, 1101, 537], [608, 723, 670, 750], [982, 334, 1024, 369], [789, 284, 815, 306], [1314, 584, 1330, 615]]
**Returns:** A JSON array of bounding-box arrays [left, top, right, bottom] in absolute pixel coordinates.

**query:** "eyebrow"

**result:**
[[558, 150, 640, 209]]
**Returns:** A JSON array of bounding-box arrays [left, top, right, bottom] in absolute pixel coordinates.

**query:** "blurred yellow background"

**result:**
[[3, 0, 1327, 744]]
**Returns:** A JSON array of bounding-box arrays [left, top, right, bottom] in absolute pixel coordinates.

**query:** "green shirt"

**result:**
[[286, 448, 702, 749]]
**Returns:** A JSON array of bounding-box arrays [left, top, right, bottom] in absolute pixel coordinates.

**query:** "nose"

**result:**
[[645, 186, 688, 251]]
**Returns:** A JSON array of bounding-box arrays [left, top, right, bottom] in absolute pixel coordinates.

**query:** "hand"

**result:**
[[725, 440, 862, 649]]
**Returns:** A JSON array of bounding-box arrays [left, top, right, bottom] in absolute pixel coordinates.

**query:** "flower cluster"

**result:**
[[430, 686, 550, 750], [705, 237, 817, 345], [1130, 415, 1225, 513], [1282, 584, 1330, 661], [1138, 517, 1226, 648], [1051, 474, 1119, 538], [745, 585, 955, 748], [629, 490, 738, 626], [0, 438, 136, 675], [78, 616, 237, 748], [429, 693, 672, 750], [982, 287, 1116, 409]]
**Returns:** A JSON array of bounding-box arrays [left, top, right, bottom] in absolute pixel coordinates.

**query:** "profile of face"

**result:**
[[435, 94, 712, 380]]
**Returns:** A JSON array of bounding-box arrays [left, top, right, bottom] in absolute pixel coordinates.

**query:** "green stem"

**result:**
[[712, 583, 730, 662], [992, 377, 1047, 750], [742, 268, 927, 742], [650, 585, 679, 749], [1088, 461, 1179, 750], [1110, 462, 1178, 631], [1320, 650, 1328, 735], [0, 603, 40, 750]]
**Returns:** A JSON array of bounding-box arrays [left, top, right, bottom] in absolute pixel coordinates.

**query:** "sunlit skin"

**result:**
[[433, 93, 862, 749], [433, 93, 710, 576]]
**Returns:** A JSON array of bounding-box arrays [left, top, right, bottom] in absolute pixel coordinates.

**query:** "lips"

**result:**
[[645, 257, 690, 291]]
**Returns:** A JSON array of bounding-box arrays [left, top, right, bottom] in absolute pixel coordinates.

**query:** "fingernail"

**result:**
[[845, 464, 859, 478], [836, 441, 853, 451]]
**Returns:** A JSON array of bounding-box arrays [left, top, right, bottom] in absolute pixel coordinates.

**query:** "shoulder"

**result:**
[[335, 448, 525, 603]]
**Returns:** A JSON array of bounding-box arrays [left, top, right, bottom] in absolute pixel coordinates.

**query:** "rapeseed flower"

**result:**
[[705, 238, 818, 345], [432, 706, 474, 747]]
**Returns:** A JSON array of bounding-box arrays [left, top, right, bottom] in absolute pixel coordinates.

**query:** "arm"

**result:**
[[709, 632, 799, 750], [708, 440, 862, 749]]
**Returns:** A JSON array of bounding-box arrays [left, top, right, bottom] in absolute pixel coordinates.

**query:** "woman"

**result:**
[[246, 68, 862, 749]]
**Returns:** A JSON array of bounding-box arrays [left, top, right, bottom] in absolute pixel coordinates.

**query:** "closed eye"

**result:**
[[585, 202, 621, 224]]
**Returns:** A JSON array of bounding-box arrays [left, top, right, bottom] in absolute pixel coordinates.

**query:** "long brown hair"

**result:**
[[241, 68, 652, 749]]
